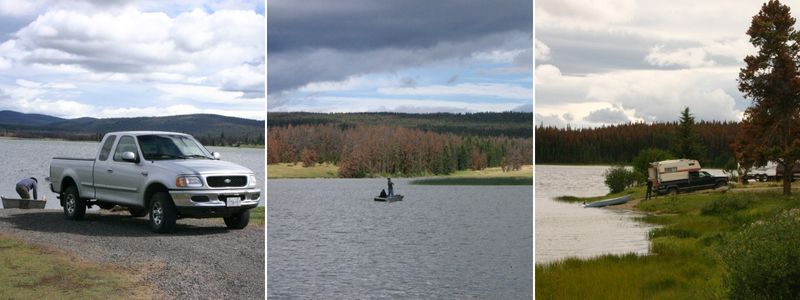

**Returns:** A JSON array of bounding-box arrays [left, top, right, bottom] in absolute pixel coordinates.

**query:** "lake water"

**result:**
[[0, 138, 265, 209], [535, 165, 654, 264], [267, 178, 532, 299]]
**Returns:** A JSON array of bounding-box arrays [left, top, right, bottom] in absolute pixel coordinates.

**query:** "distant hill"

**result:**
[[0, 112, 264, 146], [0, 110, 66, 126], [267, 111, 533, 138]]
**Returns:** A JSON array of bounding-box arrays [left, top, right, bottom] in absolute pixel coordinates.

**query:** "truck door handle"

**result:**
[[141, 171, 148, 176], [107, 169, 114, 173]]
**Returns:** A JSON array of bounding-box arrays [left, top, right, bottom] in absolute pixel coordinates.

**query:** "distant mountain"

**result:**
[[0, 111, 264, 145], [0, 110, 66, 126]]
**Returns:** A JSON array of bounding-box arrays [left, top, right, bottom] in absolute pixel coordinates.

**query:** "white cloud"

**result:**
[[535, 39, 551, 61], [645, 45, 714, 68], [536, 64, 743, 127]]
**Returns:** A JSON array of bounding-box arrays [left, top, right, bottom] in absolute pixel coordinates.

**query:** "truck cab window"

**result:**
[[98, 135, 117, 161], [113, 136, 138, 162]]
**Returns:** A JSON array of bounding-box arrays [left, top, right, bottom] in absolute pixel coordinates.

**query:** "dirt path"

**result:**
[[0, 209, 264, 299]]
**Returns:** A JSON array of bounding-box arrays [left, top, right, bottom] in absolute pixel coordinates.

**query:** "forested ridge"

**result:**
[[267, 112, 533, 177], [536, 121, 740, 167], [267, 111, 533, 138]]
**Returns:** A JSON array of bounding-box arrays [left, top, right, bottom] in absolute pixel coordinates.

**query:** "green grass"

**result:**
[[0, 235, 148, 299], [250, 207, 264, 225], [267, 163, 339, 178], [538, 187, 800, 299], [410, 177, 531, 185]]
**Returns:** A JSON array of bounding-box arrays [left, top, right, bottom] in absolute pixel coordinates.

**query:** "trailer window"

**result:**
[[98, 135, 117, 161], [665, 167, 677, 173]]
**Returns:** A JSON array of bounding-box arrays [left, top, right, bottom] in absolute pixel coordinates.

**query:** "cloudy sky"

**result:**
[[535, 0, 797, 128], [0, 0, 264, 120], [267, 0, 533, 113]]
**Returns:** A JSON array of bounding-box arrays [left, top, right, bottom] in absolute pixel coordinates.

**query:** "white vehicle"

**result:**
[[743, 161, 800, 182]]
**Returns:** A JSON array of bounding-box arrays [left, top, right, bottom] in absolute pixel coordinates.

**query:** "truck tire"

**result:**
[[129, 207, 148, 217], [668, 187, 678, 196], [223, 210, 250, 229], [62, 185, 86, 220], [149, 192, 177, 233]]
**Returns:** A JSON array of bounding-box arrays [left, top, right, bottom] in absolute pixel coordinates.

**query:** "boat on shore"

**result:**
[[374, 195, 404, 202], [1, 196, 46, 209], [583, 195, 630, 208]]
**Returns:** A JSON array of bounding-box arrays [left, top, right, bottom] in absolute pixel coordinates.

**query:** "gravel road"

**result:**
[[0, 209, 264, 299]]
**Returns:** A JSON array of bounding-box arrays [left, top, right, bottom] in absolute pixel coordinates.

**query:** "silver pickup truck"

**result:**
[[50, 131, 261, 233]]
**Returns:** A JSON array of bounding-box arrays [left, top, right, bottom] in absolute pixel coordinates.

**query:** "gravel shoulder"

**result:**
[[0, 209, 264, 299]]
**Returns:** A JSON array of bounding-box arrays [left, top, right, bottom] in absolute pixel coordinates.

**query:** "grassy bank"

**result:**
[[267, 163, 339, 178], [268, 163, 533, 181], [410, 177, 531, 185], [537, 186, 800, 299], [0, 234, 149, 299], [250, 207, 264, 225]]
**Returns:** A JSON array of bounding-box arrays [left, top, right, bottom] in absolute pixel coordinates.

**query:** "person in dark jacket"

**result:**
[[387, 178, 394, 196], [16, 177, 38, 200], [645, 179, 653, 200]]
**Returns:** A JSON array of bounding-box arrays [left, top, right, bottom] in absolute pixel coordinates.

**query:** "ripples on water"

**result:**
[[0, 138, 265, 209], [535, 165, 654, 264], [268, 178, 532, 298]]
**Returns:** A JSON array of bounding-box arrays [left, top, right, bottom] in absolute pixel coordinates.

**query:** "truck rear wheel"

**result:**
[[223, 210, 250, 229], [668, 187, 678, 196], [149, 192, 177, 233], [62, 185, 86, 220]]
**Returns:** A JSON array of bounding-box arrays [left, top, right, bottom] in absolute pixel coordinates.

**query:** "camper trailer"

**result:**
[[648, 159, 728, 195]]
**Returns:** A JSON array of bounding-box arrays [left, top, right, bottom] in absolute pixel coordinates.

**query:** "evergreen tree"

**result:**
[[738, 0, 800, 195], [672, 107, 706, 163]]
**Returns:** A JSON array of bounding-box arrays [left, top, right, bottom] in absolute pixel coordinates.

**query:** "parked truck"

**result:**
[[648, 159, 728, 195], [49, 131, 261, 233], [742, 161, 800, 182]]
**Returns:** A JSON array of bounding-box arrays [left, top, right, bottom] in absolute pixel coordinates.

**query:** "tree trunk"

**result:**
[[784, 161, 795, 196]]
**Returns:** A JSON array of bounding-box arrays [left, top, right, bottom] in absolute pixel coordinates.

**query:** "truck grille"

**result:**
[[206, 176, 247, 187]]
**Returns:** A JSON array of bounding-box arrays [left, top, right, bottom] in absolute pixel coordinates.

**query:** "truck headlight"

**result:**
[[176, 176, 203, 188], [248, 175, 257, 187]]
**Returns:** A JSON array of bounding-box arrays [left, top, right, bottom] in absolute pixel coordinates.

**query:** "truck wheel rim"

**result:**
[[65, 194, 76, 215], [152, 202, 162, 226]]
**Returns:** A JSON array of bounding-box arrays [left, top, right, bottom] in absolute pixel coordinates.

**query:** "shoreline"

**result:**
[[0, 136, 264, 149]]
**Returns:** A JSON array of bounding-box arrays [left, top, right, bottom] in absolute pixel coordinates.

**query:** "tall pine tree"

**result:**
[[738, 0, 800, 195], [672, 107, 706, 163]]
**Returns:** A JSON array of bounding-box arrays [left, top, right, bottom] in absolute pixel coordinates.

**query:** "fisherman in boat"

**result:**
[[379, 189, 387, 198], [15, 177, 38, 200], [387, 178, 394, 196]]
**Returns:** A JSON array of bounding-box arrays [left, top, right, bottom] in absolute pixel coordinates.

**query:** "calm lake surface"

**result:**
[[535, 165, 654, 264], [0, 138, 265, 209], [267, 178, 532, 299]]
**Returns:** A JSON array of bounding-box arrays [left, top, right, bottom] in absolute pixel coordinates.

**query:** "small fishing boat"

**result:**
[[374, 195, 404, 202], [1, 196, 46, 209], [583, 195, 630, 208]]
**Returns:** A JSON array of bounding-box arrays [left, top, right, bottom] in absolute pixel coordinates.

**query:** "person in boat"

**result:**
[[15, 177, 38, 200], [387, 178, 394, 196], [379, 189, 387, 197], [645, 179, 653, 200]]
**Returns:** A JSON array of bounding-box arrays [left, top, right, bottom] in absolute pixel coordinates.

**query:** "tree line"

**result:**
[[268, 124, 532, 177], [536, 120, 739, 168]]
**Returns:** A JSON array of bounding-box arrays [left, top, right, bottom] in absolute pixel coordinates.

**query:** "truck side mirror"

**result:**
[[122, 151, 138, 163], [212, 152, 221, 160]]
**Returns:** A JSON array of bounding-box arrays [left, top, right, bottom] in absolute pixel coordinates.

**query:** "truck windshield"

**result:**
[[137, 135, 212, 160]]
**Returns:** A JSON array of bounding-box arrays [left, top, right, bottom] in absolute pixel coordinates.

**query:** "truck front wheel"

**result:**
[[149, 192, 177, 233], [62, 185, 86, 220], [223, 210, 250, 229]]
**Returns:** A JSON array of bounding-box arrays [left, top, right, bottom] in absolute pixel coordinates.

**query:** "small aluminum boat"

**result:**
[[374, 195, 404, 202], [583, 195, 630, 208], [1, 196, 47, 209]]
